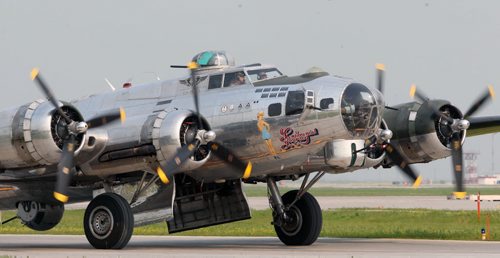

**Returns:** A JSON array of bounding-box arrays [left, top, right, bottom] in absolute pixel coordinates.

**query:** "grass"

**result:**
[[242, 185, 500, 197], [1, 208, 498, 241]]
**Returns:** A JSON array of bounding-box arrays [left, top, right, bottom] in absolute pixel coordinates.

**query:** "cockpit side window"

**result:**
[[223, 71, 248, 87], [208, 74, 223, 89], [247, 68, 283, 83], [285, 91, 305, 116]]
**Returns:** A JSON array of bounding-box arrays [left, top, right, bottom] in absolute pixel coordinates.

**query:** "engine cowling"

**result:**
[[0, 100, 85, 169], [383, 100, 464, 164], [152, 109, 211, 172]]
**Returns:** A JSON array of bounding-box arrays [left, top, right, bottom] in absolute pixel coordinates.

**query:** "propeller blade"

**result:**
[[385, 143, 422, 188], [30, 68, 73, 124], [208, 142, 253, 179], [156, 139, 201, 184], [450, 133, 465, 197], [188, 62, 204, 130], [409, 84, 430, 102], [463, 85, 495, 118], [54, 134, 77, 203], [410, 84, 454, 124], [86, 108, 126, 128], [375, 63, 385, 93]]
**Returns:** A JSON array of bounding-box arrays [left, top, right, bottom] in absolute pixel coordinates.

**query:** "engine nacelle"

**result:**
[[383, 100, 464, 164], [17, 201, 64, 231], [0, 100, 85, 169], [152, 109, 211, 172]]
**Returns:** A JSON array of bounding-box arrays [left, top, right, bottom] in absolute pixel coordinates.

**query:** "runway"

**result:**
[[248, 196, 500, 210], [0, 235, 499, 258], [5, 197, 496, 257], [66, 196, 500, 211]]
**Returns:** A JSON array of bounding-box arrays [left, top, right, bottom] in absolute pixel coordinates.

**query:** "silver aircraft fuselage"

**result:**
[[0, 63, 385, 188], [67, 64, 385, 181]]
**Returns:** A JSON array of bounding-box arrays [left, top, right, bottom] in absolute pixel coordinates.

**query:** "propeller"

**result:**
[[374, 64, 422, 187], [385, 143, 422, 188], [375, 63, 385, 93], [409, 84, 495, 198], [31, 68, 126, 203], [156, 62, 252, 183]]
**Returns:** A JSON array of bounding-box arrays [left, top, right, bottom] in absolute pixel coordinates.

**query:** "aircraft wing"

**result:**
[[467, 116, 500, 137]]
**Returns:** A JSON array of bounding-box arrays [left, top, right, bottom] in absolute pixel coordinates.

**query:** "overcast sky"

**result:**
[[0, 0, 499, 183]]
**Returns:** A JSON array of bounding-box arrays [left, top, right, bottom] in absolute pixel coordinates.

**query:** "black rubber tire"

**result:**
[[83, 193, 134, 249], [24, 204, 64, 231], [274, 190, 322, 246]]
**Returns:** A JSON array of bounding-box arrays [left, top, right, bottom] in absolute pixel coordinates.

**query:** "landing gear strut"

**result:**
[[83, 193, 134, 249], [267, 172, 324, 246]]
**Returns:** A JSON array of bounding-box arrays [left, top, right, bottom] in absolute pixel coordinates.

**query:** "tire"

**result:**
[[23, 204, 64, 231], [274, 190, 322, 246], [83, 193, 134, 249]]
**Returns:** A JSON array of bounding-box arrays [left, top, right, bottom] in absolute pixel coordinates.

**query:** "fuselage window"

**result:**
[[320, 98, 334, 109], [208, 74, 223, 89], [268, 103, 282, 117], [223, 71, 248, 87], [285, 91, 305, 116]]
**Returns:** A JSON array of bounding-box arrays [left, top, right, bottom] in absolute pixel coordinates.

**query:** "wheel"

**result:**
[[83, 193, 134, 249], [18, 202, 64, 231], [274, 190, 322, 246]]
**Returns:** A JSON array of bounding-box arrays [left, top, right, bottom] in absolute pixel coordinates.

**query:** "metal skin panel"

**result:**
[[0, 106, 27, 168]]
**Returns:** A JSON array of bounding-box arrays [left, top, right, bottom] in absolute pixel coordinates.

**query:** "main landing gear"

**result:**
[[267, 172, 325, 245], [83, 193, 134, 249]]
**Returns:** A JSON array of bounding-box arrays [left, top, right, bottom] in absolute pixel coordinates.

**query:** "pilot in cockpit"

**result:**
[[257, 72, 268, 80], [231, 72, 246, 86]]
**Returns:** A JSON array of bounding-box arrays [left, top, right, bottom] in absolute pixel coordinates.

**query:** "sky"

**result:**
[[0, 0, 499, 183]]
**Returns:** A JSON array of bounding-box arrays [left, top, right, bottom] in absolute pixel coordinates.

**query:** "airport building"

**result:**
[[477, 175, 500, 185]]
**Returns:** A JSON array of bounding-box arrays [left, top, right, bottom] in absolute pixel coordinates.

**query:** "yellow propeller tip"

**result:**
[[119, 107, 126, 123], [453, 191, 467, 199], [375, 63, 385, 71], [53, 192, 69, 203], [409, 84, 417, 98], [412, 175, 423, 189], [488, 85, 495, 99], [157, 167, 170, 184], [30, 68, 40, 81], [242, 161, 253, 179], [187, 61, 198, 70]]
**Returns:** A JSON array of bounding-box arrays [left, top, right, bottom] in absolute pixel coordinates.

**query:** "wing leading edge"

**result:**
[[467, 116, 500, 137]]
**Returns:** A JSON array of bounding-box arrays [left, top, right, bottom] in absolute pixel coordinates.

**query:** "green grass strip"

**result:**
[[243, 186, 500, 197], [1, 208, 498, 241]]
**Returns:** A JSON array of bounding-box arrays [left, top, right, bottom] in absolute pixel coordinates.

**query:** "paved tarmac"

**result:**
[[8, 196, 494, 257], [247, 196, 500, 210], [0, 235, 499, 258], [66, 196, 500, 211]]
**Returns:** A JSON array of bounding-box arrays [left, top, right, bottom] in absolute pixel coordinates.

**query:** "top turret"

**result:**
[[191, 51, 235, 69]]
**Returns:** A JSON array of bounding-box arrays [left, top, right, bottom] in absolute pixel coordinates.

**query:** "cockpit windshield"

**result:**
[[247, 68, 283, 83], [340, 83, 384, 138]]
